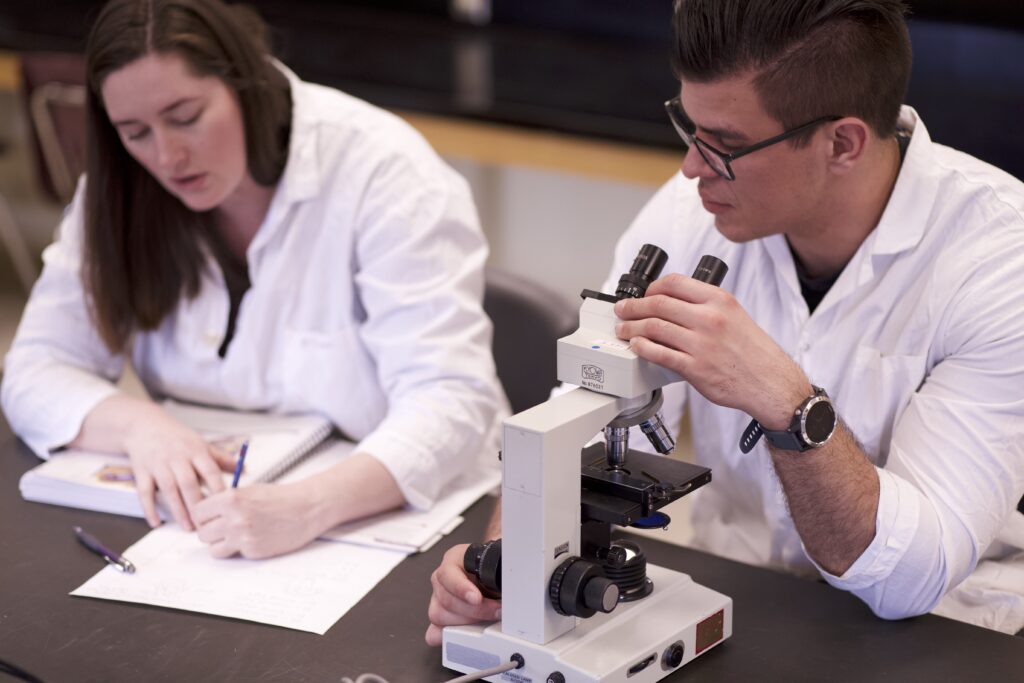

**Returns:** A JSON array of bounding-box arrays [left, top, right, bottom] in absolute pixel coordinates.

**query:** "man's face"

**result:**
[[678, 74, 829, 243]]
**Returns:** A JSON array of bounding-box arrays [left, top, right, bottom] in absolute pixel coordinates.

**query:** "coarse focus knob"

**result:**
[[549, 557, 620, 618], [463, 539, 502, 599]]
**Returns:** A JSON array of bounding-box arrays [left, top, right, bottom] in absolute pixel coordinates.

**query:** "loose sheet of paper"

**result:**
[[71, 525, 405, 634], [319, 469, 500, 552], [278, 439, 501, 552]]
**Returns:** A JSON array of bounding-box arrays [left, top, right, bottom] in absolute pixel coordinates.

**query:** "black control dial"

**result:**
[[548, 557, 620, 618]]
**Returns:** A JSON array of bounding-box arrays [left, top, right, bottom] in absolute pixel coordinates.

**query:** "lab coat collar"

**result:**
[[762, 106, 940, 315], [866, 106, 938, 258], [273, 59, 322, 205]]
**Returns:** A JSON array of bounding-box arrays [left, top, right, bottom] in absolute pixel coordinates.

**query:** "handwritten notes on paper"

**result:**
[[71, 525, 405, 634], [70, 440, 499, 632]]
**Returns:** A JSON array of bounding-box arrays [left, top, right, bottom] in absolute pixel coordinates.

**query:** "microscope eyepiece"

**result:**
[[691, 254, 728, 287], [615, 244, 669, 300]]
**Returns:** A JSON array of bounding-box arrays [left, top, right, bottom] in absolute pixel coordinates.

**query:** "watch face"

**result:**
[[803, 399, 836, 444]]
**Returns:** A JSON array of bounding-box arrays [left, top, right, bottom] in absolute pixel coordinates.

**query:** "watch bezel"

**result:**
[[799, 393, 836, 447]]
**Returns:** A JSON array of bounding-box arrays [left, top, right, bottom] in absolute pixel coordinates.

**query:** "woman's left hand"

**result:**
[[192, 481, 319, 559]]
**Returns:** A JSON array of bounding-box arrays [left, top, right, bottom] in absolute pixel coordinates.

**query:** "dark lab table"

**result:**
[[1, 414, 1022, 682]]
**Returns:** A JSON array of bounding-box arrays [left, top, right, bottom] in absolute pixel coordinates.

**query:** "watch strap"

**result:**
[[761, 425, 810, 452], [739, 418, 763, 454]]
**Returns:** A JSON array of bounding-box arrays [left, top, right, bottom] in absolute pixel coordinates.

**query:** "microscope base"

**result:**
[[442, 564, 732, 682]]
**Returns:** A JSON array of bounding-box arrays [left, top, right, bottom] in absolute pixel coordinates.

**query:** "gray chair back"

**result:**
[[483, 268, 578, 415]]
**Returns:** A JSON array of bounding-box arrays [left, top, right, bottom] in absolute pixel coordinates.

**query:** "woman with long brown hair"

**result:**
[[1, 0, 503, 559]]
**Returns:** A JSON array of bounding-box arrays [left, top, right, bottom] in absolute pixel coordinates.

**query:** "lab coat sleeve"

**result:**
[[1, 179, 125, 457], [816, 230, 1024, 621], [349, 150, 505, 510]]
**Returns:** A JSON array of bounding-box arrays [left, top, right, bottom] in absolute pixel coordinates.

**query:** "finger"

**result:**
[[194, 450, 226, 494], [208, 538, 238, 559], [209, 445, 239, 473], [646, 272, 720, 302], [615, 292, 693, 325], [431, 572, 501, 621], [195, 516, 225, 545], [134, 471, 162, 528], [191, 490, 230, 526], [169, 459, 205, 516], [616, 313, 690, 345], [433, 562, 483, 607], [153, 469, 194, 531], [428, 593, 501, 629], [425, 623, 443, 647], [629, 335, 694, 376]]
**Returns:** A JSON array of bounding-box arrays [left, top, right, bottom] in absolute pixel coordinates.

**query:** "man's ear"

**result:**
[[826, 118, 870, 175]]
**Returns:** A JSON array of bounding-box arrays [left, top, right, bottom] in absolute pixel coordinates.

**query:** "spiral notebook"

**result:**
[[18, 400, 333, 519]]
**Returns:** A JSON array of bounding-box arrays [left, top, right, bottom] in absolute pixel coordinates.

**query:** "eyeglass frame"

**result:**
[[664, 96, 842, 181]]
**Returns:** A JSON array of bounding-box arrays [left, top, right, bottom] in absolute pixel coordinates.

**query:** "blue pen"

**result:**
[[73, 526, 136, 574], [230, 440, 249, 488]]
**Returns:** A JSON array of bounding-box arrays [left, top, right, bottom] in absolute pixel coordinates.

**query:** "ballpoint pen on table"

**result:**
[[72, 526, 136, 574], [230, 440, 250, 488]]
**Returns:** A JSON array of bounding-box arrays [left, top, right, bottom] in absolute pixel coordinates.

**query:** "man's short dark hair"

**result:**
[[671, 0, 912, 145]]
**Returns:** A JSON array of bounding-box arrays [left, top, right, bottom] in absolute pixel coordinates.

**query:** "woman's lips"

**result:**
[[171, 173, 207, 192]]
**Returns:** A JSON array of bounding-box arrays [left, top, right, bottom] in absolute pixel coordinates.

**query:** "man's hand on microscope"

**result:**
[[425, 543, 503, 646]]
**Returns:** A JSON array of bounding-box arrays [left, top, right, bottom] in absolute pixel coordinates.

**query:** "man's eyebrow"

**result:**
[[678, 101, 749, 144], [697, 123, 749, 144], [110, 97, 200, 126]]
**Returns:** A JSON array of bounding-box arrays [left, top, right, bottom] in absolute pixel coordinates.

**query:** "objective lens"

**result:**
[[639, 413, 675, 454], [615, 244, 669, 300], [604, 426, 630, 469]]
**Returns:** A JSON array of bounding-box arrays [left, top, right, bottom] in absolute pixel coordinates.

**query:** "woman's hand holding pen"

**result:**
[[120, 401, 236, 529], [193, 451, 406, 559], [192, 481, 320, 559]]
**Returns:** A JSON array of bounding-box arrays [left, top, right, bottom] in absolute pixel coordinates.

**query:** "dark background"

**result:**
[[1, 0, 1022, 178]]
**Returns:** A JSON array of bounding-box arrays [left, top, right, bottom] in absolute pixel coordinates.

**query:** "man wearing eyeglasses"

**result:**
[[426, 0, 1024, 642]]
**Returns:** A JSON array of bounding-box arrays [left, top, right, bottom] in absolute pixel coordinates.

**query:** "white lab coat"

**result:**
[[1, 65, 505, 509], [603, 107, 1024, 633]]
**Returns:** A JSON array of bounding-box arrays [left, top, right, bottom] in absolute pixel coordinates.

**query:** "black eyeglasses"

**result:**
[[664, 96, 841, 181]]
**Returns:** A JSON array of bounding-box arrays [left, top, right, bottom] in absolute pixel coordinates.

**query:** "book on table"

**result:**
[[18, 400, 333, 519]]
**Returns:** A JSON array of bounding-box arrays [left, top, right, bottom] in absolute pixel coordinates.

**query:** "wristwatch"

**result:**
[[739, 386, 836, 453]]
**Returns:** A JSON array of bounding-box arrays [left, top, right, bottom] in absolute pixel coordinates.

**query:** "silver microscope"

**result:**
[[443, 245, 733, 682]]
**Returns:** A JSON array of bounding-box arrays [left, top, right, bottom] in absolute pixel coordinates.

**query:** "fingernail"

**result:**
[[465, 591, 480, 605], [613, 300, 624, 313], [614, 322, 623, 334]]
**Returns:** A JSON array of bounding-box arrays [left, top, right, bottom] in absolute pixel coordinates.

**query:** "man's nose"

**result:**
[[681, 147, 717, 180]]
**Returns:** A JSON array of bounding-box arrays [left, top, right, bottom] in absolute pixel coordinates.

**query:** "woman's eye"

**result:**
[[174, 111, 202, 126], [126, 128, 149, 141]]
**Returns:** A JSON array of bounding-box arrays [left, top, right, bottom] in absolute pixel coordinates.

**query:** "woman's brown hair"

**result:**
[[83, 0, 291, 352]]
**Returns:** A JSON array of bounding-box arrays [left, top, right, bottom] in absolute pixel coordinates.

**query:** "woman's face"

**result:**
[[101, 51, 248, 212]]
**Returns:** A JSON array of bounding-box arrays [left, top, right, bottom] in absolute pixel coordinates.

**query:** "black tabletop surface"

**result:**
[[1, 413, 1022, 683]]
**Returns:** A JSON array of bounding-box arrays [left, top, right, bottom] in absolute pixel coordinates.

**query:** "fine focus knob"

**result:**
[[583, 575, 620, 613]]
